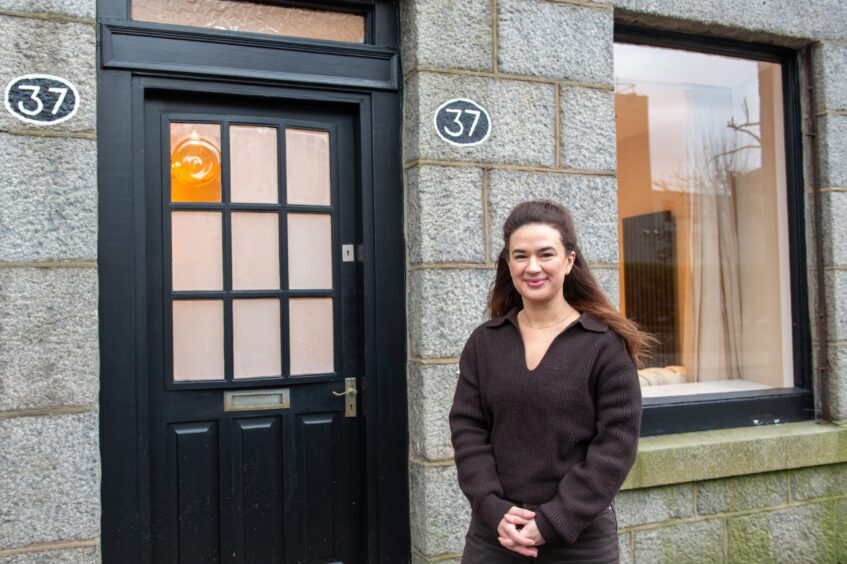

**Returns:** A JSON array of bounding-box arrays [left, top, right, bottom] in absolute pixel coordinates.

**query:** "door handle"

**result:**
[[332, 377, 357, 417]]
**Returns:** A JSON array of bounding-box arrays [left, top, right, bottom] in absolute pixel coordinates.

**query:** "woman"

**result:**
[[449, 200, 647, 563]]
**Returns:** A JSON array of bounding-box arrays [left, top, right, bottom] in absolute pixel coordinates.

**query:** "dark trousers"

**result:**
[[461, 506, 620, 564]]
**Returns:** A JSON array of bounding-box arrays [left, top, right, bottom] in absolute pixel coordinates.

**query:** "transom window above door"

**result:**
[[167, 119, 338, 384], [132, 0, 366, 43]]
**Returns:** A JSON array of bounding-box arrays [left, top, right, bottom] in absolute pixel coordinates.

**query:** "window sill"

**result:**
[[621, 420, 847, 490]]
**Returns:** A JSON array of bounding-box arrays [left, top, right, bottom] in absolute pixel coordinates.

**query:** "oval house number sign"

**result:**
[[434, 98, 491, 146], [4, 74, 79, 126]]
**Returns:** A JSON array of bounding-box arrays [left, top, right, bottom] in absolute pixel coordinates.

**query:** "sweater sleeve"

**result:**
[[534, 334, 642, 544], [449, 331, 514, 532]]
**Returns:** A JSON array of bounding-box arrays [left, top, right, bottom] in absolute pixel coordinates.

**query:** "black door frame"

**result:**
[[97, 1, 408, 561]]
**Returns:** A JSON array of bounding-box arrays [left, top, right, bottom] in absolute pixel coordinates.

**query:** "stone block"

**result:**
[[696, 472, 788, 515], [0, 411, 100, 549], [633, 519, 723, 563], [406, 166, 486, 264], [401, 0, 492, 73], [0, 17, 95, 133], [614, 484, 693, 528], [791, 462, 847, 501], [408, 268, 493, 359], [825, 270, 847, 342], [818, 114, 847, 188], [727, 503, 836, 563], [498, 0, 612, 84], [0, 134, 97, 262], [821, 190, 847, 266], [560, 86, 616, 171], [624, 421, 847, 491], [412, 554, 460, 564], [813, 43, 847, 112], [619, 532, 632, 564], [0, 546, 99, 564], [408, 362, 459, 461], [592, 267, 621, 312], [487, 170, 619, 264], [612, 0, 846, 42], [837, 498, 846, 564], [0, 268, 98, 412], [404, 72, 556, 167], [0, 0, 94, 19], [828, 345, 847, 421], [409, 462, 470, 556]]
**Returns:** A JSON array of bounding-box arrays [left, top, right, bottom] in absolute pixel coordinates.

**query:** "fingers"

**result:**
[[506, 507, 536, 520], [503, 513, 531, 527], [498, 523, 535, 548], [498, 537, 538, 557]]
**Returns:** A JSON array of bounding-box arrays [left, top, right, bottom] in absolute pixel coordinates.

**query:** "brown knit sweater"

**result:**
[[449, 307, 642, 544]]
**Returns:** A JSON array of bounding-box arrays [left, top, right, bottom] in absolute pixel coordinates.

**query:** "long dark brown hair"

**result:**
[[488, 200, 653, 365]]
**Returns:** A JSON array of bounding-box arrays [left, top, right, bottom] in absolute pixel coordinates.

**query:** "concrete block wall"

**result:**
[[0, 2, 100, 563], [402, 0, 847, 562]]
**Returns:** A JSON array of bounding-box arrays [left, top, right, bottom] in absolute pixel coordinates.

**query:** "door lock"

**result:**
[[332, 377, 357, 417]]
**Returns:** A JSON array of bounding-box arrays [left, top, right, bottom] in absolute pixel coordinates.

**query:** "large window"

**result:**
[[614, 28, 811, 433]]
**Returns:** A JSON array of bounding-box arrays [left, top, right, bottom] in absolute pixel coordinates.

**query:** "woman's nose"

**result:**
[[527, 256, 541, 272]]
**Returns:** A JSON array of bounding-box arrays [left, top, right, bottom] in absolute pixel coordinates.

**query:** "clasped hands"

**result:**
[[496, 506, 545, 557]]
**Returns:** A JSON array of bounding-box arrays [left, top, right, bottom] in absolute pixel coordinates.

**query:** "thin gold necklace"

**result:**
[[518, 308, 577, 329]]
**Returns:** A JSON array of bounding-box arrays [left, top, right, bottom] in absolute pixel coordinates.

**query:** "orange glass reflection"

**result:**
[[170, 123, 222, 202]]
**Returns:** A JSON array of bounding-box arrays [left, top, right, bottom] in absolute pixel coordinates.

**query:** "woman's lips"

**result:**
[[525, 279, 546, 288]]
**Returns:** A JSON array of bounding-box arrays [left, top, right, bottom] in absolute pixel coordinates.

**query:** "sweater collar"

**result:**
[[484, 306, 608, 333]]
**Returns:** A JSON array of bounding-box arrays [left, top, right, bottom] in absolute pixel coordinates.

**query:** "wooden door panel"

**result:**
[[168, 422, 221, 564], [232, 416, 284, 564], [298, 413, 341, 562]]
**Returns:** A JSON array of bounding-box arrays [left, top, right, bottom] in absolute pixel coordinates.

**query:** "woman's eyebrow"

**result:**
[[511, 246, 556, 255]]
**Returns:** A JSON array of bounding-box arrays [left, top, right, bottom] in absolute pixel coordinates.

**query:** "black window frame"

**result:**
[[614, 25, 814, 436]]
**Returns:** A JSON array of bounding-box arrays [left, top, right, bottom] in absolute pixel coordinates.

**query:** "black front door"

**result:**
[[143, 90, 364, 564]]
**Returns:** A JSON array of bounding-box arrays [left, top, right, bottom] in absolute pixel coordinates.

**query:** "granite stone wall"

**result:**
[[0, 1, 100, 562], [401, 1, 847, 562]]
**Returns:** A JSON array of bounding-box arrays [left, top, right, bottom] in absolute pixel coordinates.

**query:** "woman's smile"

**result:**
[[508, 223, 575, 305]]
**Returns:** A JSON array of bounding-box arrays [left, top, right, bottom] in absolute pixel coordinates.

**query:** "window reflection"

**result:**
[[170, 123, 222, 202], [614, 43, 792, 398]]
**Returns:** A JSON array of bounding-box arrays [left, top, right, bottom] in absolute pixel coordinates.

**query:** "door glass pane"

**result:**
[[230, 125, 279, 204], [171, 123, 222, 202], [233, 299, 281, 379], [232, 212, 280, 290], [289, 298, 334, 375], [286, 129, 331, 206], [133, 0, 365, 43], [173, 300, 225, 381], [288, 213, 332, 290], [171, 211, 222, 291]]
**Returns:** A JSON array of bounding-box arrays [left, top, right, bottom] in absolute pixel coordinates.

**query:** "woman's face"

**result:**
[[507, 223, 575, 306]]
